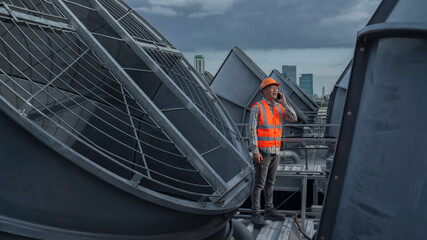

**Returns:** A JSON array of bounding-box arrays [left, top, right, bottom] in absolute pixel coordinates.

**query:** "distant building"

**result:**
[[314, 94, 320, 100], [322, 86, 325, 98], [299, 74, 314, 99], [282, 65, 297, 83], [194, 55, 205, 75]]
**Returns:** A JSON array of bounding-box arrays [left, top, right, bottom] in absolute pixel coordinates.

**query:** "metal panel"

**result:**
[[0, 0, 253, 239], [324, 61, 351, 138], [211, 48, 263, 108], [317, 0, 427, 238], [210, 46, 268, 138]]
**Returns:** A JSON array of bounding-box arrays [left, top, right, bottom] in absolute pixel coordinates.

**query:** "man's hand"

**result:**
[[277, 92, 286, 103], [252, 153, 263, 164]]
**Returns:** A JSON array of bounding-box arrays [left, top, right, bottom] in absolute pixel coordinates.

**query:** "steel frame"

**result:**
[[45, 0, 255, 206], [86, 0, 252, 194], [51, 0, 230, 196], [0, 3, 220, 203]]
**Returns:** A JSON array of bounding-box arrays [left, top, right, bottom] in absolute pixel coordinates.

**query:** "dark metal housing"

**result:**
[[0, 1, 253, 239], [317, 0, 427, 239], [324, 61, 351, 139]]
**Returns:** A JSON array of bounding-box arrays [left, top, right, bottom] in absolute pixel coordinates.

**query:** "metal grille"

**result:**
[[2, 0, 64, 18], [0, 3, 216, 201], [96, 0, 239, 142], [145, 48, 237, 139], [98, 0, 169, 47]]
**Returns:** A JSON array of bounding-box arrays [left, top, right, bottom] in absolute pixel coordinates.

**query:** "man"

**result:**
[[249, 77, 297, 227]]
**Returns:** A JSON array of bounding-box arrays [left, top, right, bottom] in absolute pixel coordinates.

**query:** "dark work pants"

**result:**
[[251, 151, 279, 213]]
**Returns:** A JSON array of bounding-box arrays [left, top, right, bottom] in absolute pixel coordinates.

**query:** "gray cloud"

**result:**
[[131, 0, 237, 17], [124, 0, 381, 51], [122, 0, 381, 95], [137, 6, 182, 17]]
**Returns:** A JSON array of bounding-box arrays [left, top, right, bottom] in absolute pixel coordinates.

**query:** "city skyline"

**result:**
[[190, 51, 338, 96]]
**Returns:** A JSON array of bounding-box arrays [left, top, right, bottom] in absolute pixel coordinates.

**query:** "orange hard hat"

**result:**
[[260, 78, 280, 93]]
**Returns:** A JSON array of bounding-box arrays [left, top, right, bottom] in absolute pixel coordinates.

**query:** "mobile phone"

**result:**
[[277, 93, 282, 100]]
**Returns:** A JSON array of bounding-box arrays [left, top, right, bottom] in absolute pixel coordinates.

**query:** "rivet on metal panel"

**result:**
[[334, 176, 339, 181], [360, 47, 365, 52], [18, 109, 27, 117], [130, 173, 143, 187], [347, 111, 352, 117]]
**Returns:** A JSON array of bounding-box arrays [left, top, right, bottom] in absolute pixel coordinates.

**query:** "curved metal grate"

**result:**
[[56, 0, 251, 191], [0, 1, 217, 201], [145, 48, 237, 139], [98, 0, 171, 47], [2, 0, 64, 18], [96, 0, 240, 142]]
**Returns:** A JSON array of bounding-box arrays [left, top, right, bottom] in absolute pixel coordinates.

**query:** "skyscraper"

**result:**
[[194, 55, 205, 75], [299, 74, 314, 99], [282, 65, 297, 83]]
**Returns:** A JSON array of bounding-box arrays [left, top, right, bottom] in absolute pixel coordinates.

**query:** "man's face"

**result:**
[[262, 84, 279, 101]]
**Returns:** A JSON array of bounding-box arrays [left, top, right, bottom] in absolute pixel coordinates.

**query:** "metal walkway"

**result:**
[[233, 216, 317, 240]]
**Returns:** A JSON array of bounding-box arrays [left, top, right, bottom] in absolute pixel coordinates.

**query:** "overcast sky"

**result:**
[[123, 0, 381, 95]]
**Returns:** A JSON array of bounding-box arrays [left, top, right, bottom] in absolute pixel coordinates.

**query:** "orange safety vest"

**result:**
[[252, 99, 285, 148]]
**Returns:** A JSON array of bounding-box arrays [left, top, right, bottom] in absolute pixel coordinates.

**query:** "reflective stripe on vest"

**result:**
[[251, 99, 285, 148]]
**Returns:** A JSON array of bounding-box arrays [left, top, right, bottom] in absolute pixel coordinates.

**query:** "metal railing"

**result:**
[[236, 120, 339, 170]]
